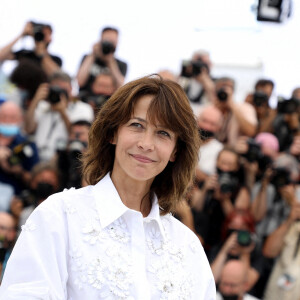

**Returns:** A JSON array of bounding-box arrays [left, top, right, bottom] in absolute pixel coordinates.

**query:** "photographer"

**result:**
[[80, 71, 116, 116], [250, 154, 300, 297], [24, 71, 94, 161], [0, 21, 62, 78], [273, 96, 300, 152], [191, 147, 250, 253], [263, 182, 300, 300], [245, 79, 277, 134], [18, 161, 60, 228], [178, 49, 216, 114], [214, 77, 258, 146], [56, 120, 91, 189], [210, 209, 263, 295], [0, 101, 39, 196], [76, 26, 127, 93]]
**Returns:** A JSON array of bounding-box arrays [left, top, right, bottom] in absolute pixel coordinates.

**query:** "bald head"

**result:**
[[0, 101, 23, 125], [219, 260, 247, 298], [197, 104, 223, 133], [222, 260, 247, 281]]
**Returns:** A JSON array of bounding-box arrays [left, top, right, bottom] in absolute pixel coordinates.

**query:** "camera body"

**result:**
[[8, 143, 34, 166], [270, 167, 291, 188], [31, 21, 46, 42], [101, 40, 116, 55], [253, 91, 269, 107], [180, 59, 209, 78], [277, 97, 299, 114], [218, 172, 239, 194], [243, 138, 264, 163], [47, 86, 68, 104]]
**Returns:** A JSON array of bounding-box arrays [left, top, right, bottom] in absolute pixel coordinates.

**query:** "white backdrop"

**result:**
[[0, 0, 299, 101]]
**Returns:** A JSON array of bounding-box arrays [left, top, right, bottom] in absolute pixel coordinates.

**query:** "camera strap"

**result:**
[[46, 114, 59, 141], [293, 232, 300, 259]]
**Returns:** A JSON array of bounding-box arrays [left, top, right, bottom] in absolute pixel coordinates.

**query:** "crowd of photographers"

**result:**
[[1, 20, 300, 300]]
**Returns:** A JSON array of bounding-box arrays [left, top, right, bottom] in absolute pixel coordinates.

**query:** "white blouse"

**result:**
[[0, 174, 216, 300]]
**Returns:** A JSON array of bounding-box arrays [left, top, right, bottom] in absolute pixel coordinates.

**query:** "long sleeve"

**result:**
[[0, 196, 68, 300]]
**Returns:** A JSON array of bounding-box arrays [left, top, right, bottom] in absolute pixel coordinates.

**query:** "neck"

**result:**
[[111, 172, 153, 217]]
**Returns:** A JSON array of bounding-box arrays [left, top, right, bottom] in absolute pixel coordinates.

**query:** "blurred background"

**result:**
[[0, 0, 298, 104]]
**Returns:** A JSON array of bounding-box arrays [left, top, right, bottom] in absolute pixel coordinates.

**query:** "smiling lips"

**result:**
[[131, 154, 155, 163]]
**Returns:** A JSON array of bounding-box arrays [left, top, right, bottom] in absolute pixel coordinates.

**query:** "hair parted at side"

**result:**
[[81, 74, 201, 214]]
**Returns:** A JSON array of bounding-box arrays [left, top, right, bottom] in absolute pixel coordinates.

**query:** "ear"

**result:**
[[169, 148, 177, 162], [110, 136, 116, 145]]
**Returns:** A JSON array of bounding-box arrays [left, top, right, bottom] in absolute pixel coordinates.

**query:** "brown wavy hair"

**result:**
[[81, 75, 200, 214]]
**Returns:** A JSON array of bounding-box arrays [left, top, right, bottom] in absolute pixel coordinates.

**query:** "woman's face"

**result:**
[[111, 95, 177, 184], [217, 150, 239, 172]]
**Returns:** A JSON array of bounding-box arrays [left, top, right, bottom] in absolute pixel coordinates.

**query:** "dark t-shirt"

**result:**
[[13, 49, 63, 67], [79, 55, 127, 93], [0, 134, 40, 195]]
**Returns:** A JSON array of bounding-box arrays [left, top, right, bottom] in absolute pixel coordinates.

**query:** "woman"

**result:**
[[0, 75, 216, 299]]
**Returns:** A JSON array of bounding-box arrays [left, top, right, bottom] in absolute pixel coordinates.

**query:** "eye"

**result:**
[[130, 122, 143, 128], [158, 130, 171, 138]]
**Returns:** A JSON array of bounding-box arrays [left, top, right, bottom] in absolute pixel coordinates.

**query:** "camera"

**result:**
[[47, 86, 68, 104], [270, 167, 291, 188], [218, 172, 239, 194], [216, 88, 228, 102], [101, 40, 116, 55], [31, 21, 45, 42], [8, 143, 34, 166], [81, 94, 110, 108], [180, 59, 209, 78], [243, 138, 264, 163], [253, 91, 269, 107], [56, 139, 87, 189], [237, 230, 252, 247], [277, 96, 299, 114]]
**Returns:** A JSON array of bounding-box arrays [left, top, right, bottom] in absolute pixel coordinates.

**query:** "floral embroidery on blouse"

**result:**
[[108, 218, 130, 243], [146, 218, 194, 299], [21, 219, 37, 232], [69, 214, 133, 299]]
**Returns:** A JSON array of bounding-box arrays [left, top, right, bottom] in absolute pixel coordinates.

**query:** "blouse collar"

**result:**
[[93, 173, 166, 240]]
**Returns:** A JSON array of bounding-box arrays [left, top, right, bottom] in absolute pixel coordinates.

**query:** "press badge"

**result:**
[[277, 273, 296, 290]]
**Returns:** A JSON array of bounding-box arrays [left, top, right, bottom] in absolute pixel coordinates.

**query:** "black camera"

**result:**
[[270, 167, 291, 188], [253, 91, 269, 107], [216, 88, 228, 102], [243, 138, 263, 163], [31, 21, 45, 42], [101, 40, 116, 55], [180, 59, 208, 78], [82, 94, 110, 108], [218, 172, 239, 194], [237, 230, 252, 247], [47, 86, 68, 104], [277, 97, 299, 114], [8, 143, 34, 166], [56, 139, 87, 189]]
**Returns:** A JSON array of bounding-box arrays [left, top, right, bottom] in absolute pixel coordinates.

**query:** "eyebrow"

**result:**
[[131, 116, 171, 131]]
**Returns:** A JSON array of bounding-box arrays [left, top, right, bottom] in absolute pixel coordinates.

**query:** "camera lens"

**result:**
[[217, 89, 228, 102]]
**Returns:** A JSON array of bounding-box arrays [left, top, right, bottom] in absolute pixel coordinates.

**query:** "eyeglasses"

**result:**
[[0, 224, 16, 232]]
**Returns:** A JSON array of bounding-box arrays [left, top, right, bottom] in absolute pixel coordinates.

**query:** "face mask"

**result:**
[[33, 182, 55, 200], [220, 293, 239, 300], [0, 124, 20, 137], [198, 128, 214, 140]]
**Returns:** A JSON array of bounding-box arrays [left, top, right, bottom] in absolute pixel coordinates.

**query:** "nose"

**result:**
[[137, 131, 155, 151]]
